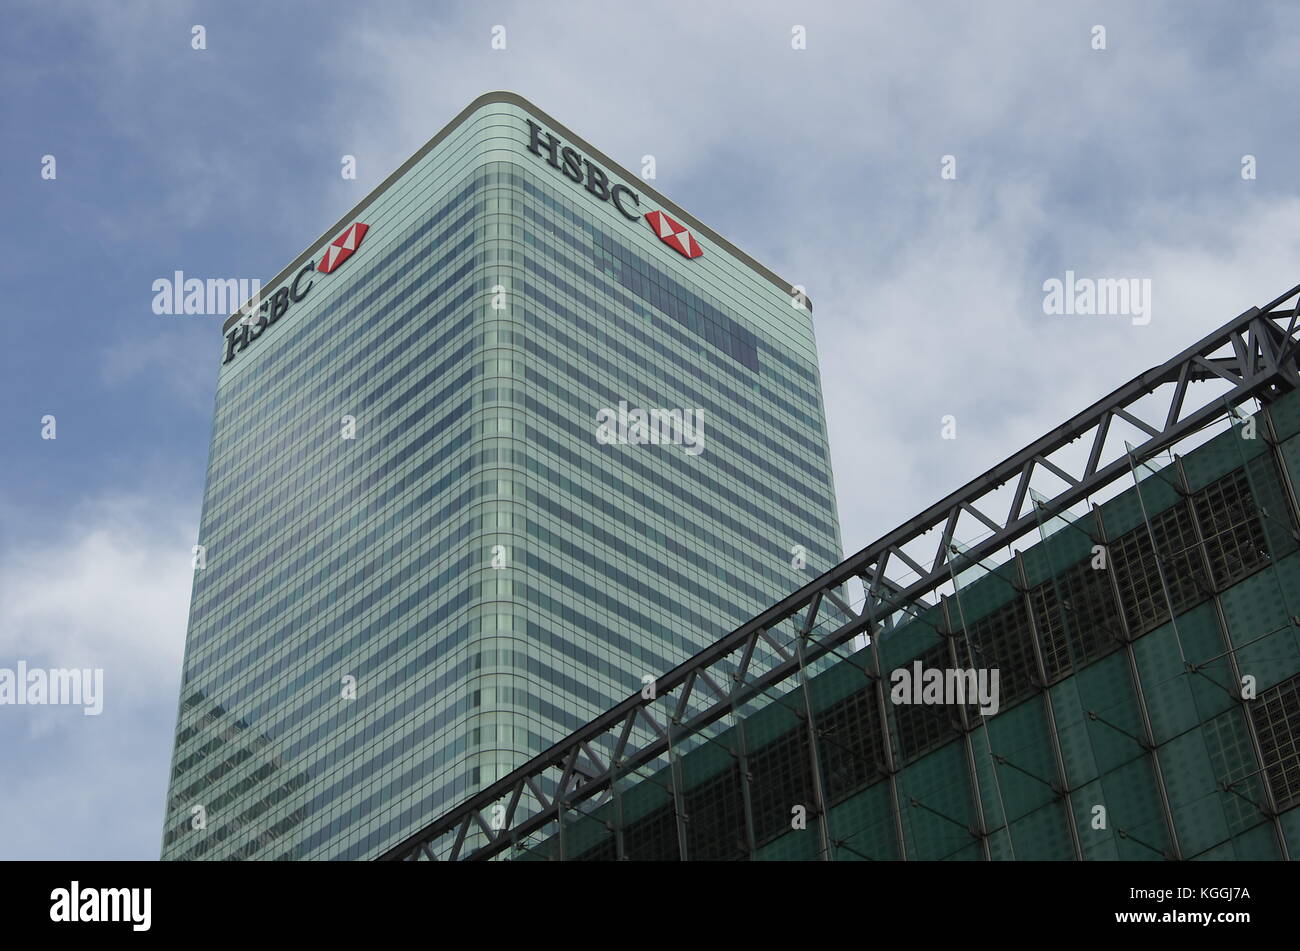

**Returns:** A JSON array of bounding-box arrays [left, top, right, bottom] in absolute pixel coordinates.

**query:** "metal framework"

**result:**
[[378, 282, 1300, 862]]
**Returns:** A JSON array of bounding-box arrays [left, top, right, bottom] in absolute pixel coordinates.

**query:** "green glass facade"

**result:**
[[160, 93, 842, 860], [514, 390, 1300, 861]]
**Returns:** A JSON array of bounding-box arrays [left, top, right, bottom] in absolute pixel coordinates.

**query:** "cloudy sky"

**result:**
[[4, 0, 1300, 859]]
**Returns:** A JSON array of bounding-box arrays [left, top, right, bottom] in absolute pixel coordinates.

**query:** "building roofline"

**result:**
[[223, 90, 809, 335]]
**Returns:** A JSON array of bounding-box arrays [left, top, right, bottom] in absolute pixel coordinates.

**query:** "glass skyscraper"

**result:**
[[161, 91, 841, 860]]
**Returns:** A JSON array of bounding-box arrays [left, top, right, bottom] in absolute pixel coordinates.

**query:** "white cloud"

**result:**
[[0, 492, 195, 859], [0, 493, 192, 680], [820, 187, 1300, 556]]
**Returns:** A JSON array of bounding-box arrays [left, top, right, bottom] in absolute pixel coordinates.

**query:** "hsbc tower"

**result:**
[[161, 92, 842, 860]]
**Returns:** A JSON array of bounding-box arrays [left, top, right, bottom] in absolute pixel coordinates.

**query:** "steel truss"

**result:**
[[378, 282, 1300, 862]]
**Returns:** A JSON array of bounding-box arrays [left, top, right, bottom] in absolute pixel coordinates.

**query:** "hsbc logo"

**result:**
[[318, 222, 369, 274], [223, 221, 370, 364], [525, 119, 703, 261], [645, 210, 701, 259]]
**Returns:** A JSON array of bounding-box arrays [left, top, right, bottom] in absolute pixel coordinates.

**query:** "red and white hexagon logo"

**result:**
[[645, 210, 702, 259], [318, 222, 369, 274]]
